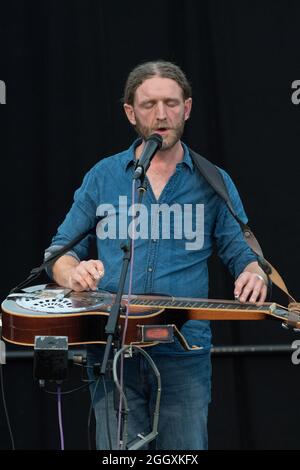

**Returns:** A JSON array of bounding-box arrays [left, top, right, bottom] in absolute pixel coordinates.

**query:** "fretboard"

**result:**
[[129, 296, 269, 311], [127, 295, 291, 319]]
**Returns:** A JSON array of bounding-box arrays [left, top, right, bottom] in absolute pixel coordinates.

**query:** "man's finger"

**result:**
[[249, 286, 262, 303], [234, 272, 252, 298], [72, 272, 90, 290], [257, 284, 268, 305], [86, 260, 105, 279]]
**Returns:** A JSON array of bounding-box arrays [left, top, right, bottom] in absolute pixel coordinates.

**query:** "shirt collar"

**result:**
[[124, 138, 194, 172]]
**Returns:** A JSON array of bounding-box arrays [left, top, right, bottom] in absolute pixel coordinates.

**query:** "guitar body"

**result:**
[[1, 285, 293, 347], [1, 300, 167, 347]]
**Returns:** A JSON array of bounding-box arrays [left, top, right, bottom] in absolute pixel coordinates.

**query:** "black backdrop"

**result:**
[[0, 0, 300, 450]]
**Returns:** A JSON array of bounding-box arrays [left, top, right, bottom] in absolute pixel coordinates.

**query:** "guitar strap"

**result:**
[[189, 148, 298, 310]]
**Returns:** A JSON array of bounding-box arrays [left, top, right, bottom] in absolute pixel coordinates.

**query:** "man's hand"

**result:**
[[234, 261, 268, 305], [68, 259, 105, 292]]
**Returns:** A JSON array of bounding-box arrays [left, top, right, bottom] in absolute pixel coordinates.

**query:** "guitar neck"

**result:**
[[129, 294, 270, 311], [128, 295, 289, 321]]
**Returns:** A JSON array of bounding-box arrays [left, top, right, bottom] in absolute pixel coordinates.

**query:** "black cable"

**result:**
[[86, 373, 113, 450], [38, 362, 109, 450], [0, 364, 15, 450], [102, 374, 113, 451], [42, 380, 95, 396], [87, 376, 101, 450]]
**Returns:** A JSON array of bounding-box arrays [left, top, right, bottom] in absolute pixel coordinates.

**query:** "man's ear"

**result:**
[[124, 103, 136, 125], [184, 97, 192, 121]]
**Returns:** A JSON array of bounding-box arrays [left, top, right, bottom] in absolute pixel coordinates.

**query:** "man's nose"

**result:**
[[156, 102, 167, 120]]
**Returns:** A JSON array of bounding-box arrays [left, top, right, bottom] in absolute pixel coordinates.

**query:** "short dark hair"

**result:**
[[123, 60, 192, 105]]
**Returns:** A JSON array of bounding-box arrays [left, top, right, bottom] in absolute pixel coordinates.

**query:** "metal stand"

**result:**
[[99, 177, 148, 376], [9, 219, 103, 294], [99, 176, 156, 449], [113, 345, 161, 450]]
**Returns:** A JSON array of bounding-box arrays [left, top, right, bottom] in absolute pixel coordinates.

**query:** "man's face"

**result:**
[[124, 76, 192, 151]]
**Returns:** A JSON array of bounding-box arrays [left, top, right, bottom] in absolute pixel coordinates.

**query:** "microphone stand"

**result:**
[[9, 220, 102, 294], [99, 175, 148, 449], [100, 134, 163, 378], [100, 176, 148, 374]]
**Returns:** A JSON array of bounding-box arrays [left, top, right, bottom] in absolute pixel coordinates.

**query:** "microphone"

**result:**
[[133, 133, 163, 180]]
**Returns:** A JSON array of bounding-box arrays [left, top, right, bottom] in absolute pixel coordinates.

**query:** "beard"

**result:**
[[134, 116, 185, 151]]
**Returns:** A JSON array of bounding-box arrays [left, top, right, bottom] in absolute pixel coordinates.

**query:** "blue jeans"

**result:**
[[87, 344, 211, 450]]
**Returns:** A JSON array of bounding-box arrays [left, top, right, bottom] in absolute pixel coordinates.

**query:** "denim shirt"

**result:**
[[46, 140, 257, 355]]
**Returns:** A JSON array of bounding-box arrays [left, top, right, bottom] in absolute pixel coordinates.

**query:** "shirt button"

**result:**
[[148, 267, 153, 272]]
